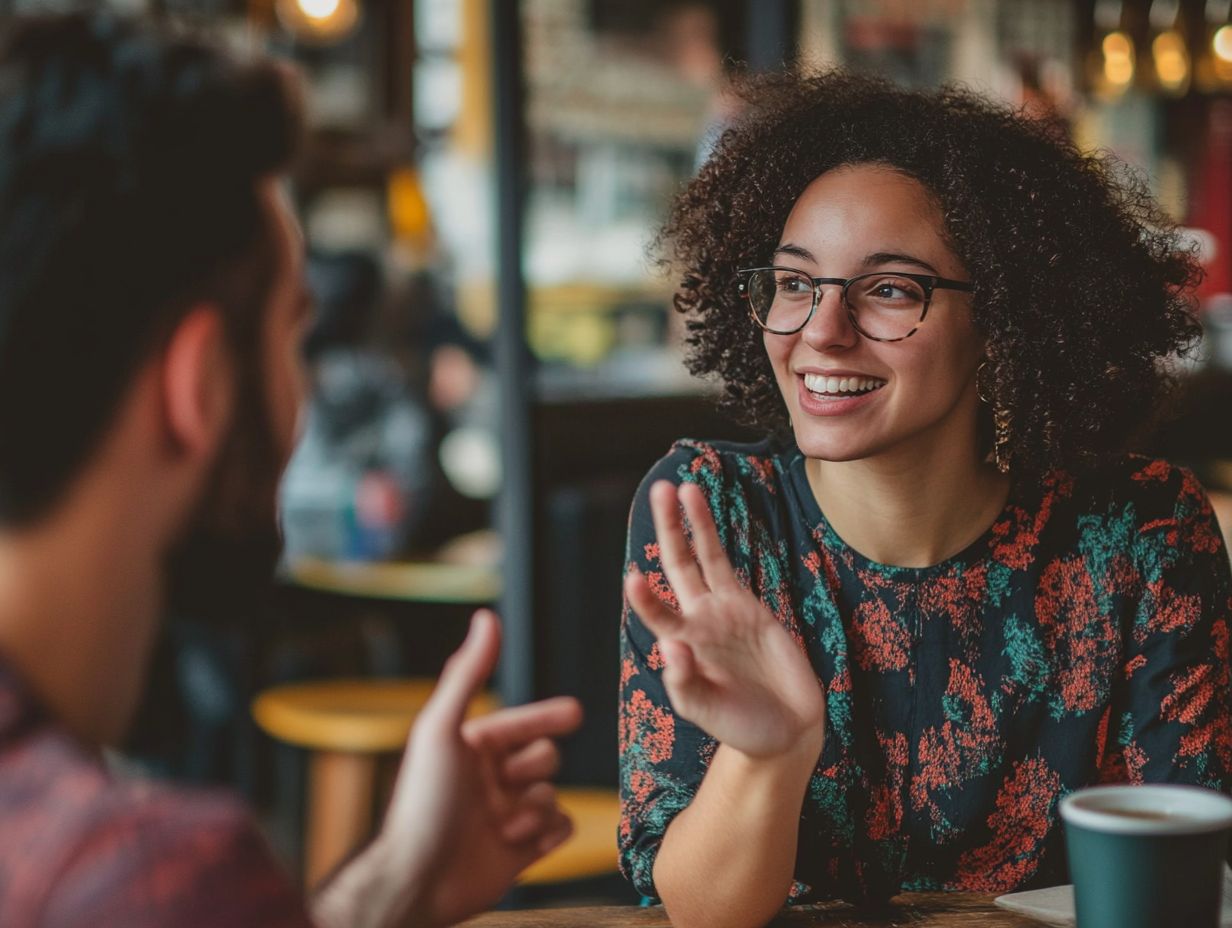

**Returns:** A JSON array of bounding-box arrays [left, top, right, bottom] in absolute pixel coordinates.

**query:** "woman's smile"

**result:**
[[796, 372, 888, 417]]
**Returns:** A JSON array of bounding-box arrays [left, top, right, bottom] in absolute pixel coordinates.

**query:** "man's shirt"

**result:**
[[0, 657, 314, 927]]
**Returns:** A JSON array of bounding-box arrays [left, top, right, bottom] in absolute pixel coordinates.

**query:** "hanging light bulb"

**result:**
[[1149, 0, 1190, 96], [1090, 0, 1136, 99], [1103, 31, 1137, 90], [276, 0, 360, 44], [1216, 24, 1232, 59], [1152, 31, 1191, 93], [1199, 0, 1232, 90]]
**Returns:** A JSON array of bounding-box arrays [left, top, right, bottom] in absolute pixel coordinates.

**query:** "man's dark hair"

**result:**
[[0, 12, 302, 523], [659, 70, 1202, 474]]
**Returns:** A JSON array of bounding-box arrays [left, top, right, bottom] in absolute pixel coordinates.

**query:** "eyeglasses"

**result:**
[[737, 266, 974, 342]]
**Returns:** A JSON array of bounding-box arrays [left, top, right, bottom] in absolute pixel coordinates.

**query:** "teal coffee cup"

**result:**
[[1061, 784, 1232, 928]]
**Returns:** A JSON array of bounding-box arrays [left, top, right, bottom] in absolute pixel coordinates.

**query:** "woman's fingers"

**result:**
[[625, 566, 685, 640], [649, 481, 709, 605], [657, 638, 716, 724], [658, 638, 696, 692], [678, 482, 738, 592]]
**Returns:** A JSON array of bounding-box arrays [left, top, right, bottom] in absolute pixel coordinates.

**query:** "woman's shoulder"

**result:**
[[637, 435, 788, 495], [1033, 455, 1219, 559], [627, 435, 799, 556], [1068, 454, 1210, 516]]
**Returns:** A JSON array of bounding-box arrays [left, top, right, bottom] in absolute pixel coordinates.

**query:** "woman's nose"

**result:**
[[800, 285, 859, 351]]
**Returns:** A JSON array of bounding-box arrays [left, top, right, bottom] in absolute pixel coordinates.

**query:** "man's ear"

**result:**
[[160, 305, 233, 458]]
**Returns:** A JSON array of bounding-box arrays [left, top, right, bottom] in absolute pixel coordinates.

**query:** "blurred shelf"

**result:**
[[529, 281, 674, 313], [282, 556, 501, 604], [295, 124, 416, 193], [535, 352, 711, 402]]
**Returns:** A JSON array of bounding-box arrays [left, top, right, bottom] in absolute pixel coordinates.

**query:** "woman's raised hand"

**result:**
[[625, 480, 825, 760]]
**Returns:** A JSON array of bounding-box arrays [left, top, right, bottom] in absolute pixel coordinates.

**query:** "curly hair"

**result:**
[[659, 70, 1202, 474]]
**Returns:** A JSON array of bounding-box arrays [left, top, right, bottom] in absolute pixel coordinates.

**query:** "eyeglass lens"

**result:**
[[746, 269, 927, 339]]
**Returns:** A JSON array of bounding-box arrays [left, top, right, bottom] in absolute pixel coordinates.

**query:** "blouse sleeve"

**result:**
[[618, 441, 730, 899], [1102, 465, 1232, 790]]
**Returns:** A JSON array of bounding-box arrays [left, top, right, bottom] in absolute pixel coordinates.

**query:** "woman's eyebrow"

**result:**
[[773, 242, 816, 263], [862, 251, 940, 274], [772, 244, 943, 276]]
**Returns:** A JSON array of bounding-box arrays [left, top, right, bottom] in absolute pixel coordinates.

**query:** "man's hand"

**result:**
[[312, 610, 582, 928], [625, 481, 825, 760]]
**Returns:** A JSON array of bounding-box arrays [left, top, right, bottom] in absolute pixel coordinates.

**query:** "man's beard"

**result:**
[[120, 361, 288, 758], [163, 364, 287, 625]]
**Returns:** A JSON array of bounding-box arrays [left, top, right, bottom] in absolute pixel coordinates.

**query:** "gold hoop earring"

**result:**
[[977, 359, 1011, 474], [992, 406, 1012, 474], [976, 359, 993, 405]]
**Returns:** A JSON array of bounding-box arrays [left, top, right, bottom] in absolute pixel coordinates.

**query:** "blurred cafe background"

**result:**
[[12, 0, 1232, 908]]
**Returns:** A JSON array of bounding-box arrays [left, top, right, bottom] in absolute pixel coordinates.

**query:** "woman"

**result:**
[[618, 70, 1232, 928]]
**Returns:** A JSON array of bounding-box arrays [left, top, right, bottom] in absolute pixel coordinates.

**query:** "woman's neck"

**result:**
[[805, 431, 1011, 570]]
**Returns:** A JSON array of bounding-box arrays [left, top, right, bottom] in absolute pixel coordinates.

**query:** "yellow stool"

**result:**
[[252, 679, 621, 888], [253, 678, 501, 887], [518, 787, 621, 885]]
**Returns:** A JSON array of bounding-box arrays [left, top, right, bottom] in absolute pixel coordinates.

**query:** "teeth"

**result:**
[[803, 373, 885, 396]]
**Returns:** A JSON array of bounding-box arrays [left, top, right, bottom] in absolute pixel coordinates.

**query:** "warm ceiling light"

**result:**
[[277, 0, 359, 43], [1103, 31, 1133, 57], [1215, 25, 1232, 62], [1153, 30, 1191, 93], [1210, 24, 1232, 86], [300, 0, 340, 20], [1102, 31, 1136, 89]]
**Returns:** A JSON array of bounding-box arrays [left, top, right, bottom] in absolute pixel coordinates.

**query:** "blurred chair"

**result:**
[[518, 788, 621, 886], [253, 678, 499, 887], [532, 396, 756, 787], [252, 679, 620, 889], [1208, 488, 1232, 558]]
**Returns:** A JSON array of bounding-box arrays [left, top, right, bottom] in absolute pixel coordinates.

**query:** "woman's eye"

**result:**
[[869, 279, 922, 301]]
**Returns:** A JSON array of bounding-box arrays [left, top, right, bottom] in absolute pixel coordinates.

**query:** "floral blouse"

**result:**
[[618, 437, 1232, 903]]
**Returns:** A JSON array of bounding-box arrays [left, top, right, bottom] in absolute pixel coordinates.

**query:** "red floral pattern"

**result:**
[[619, 439, 1232, 903], [951, 758, 1062, 891]]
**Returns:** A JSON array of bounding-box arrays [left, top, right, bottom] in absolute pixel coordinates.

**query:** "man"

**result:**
[[0, 12, 581, 927]]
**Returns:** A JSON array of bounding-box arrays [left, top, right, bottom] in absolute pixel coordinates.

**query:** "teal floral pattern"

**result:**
[[618, 438, 1232, 903]]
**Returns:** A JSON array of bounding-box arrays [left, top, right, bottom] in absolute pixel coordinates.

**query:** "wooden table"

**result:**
[[459, 895, 1038, 927]]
